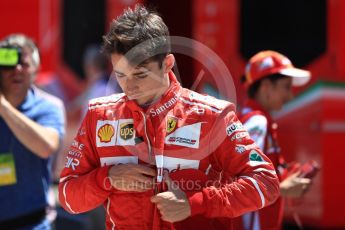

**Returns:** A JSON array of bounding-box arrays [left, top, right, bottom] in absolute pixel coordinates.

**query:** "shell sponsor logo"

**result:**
[[98, 124, 115, 143]]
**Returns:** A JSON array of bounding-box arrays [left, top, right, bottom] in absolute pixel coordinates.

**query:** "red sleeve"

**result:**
[[58, 110, 112, 214], [188, 106, 280, 218]]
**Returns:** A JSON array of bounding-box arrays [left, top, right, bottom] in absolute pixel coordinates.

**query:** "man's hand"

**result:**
[[108, 164, 156, 192], [280, 171, 311, 198], [151, 173, 191, 223]]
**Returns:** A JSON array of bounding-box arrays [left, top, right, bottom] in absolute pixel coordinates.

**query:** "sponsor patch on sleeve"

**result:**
[[96, 119, 136, 147], [230, 132, 250, 142], [249, 150, 265, 162], [65, 157, 80, 171], [226, 122, 246, 136], [96, 120, 118, 147], [117, 119, 136, 146], [167, 116, 178, 133], [235, 145, 247, 154], [165, 122, 202, 149]]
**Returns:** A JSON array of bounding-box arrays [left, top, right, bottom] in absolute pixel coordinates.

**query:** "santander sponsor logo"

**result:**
[[150, 93, 179, 117]]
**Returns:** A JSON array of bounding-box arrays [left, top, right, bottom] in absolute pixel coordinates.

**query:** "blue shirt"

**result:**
[[0, 86, 65, 221]]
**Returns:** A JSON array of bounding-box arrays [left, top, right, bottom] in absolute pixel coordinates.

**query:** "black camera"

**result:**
[[0, 46, 22, 70]]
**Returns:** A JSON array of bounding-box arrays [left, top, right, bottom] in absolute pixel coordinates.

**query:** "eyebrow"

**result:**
[[133, 70, 149, 76], [114, 70, 125, 75], [114, 69, 149, 76]]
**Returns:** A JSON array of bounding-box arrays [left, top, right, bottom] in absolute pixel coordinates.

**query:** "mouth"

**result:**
[[8, 76, 25, 87], [10, 79, 24, 85], [126, 91, 142, 99], [12, 79, 23, 83]]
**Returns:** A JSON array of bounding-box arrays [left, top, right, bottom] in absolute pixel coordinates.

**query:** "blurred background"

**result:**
[[1, 0, 344, 229]]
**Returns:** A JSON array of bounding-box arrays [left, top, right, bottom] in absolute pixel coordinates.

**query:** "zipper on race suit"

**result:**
[[139, 111, 163, 195], [139, 111, 153, 162]]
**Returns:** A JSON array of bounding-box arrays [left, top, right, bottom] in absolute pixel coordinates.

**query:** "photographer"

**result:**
[[0, 34, 65, 229]]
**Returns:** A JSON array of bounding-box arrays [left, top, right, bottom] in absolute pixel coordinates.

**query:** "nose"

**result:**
[[125, 77, 139, 91], [15, 64, 23, 72]]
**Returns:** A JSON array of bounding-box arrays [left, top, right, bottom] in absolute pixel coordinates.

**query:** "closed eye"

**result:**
[[135, 74, 148, 79], [113, 71, 125, 78]]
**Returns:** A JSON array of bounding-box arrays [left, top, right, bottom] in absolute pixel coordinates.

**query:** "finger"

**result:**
[[155, 203, 162, 210], [129, 174, 155, 185], [163, 172, 177, 191], [289, 170, 302, 179], [294, 177, 311, 185], [302, 179, 312, 190], [151, 195, 162, 203], [300, 178, 311, 184], [123, 176, 154, 190], [161, 215, 173, 223], [134, 164, 157, 177], [159, 209, 172, 222], [135, 181, 154, 191]]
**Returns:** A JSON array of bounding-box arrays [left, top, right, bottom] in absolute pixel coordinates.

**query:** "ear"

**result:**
[[163, 54, 175, 74]]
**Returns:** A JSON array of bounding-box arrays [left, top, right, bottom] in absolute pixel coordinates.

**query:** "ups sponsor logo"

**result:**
[[120, 123, 134, 140]]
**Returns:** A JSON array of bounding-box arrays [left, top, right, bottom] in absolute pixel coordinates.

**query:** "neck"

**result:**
[[137, 85, 169, 107], [4, 91, 27, 107]]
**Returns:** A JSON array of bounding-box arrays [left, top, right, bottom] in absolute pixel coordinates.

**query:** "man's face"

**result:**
[[111, 53, 171, 105], [267, 77, 293, 111], [0, 47, 37, 96]]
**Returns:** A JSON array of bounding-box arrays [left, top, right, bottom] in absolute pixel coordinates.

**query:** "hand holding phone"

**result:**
[[298, 160, 320, 179]]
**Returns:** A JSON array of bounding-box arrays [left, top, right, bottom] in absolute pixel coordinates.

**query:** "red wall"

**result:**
[[193, 0, 345, 228], [193, 0, 345, 104], [278, 85, 345, 227], [0, 0, 61, 72]]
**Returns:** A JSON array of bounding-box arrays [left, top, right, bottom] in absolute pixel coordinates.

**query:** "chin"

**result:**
[[126, 95, 138, 101], [126, 95, 143, 103]]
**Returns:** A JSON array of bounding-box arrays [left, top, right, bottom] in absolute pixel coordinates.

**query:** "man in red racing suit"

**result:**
[[59, 5, 279, 230], [59, 71, 279, 229]]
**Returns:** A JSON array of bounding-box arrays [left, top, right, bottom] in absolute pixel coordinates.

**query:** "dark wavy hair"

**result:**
[[103, 4, 170, 68]]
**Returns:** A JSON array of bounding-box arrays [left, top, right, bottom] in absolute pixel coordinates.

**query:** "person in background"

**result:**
[[71, 44, 122, 118], [83, 44, 122, 98], [59, 5, 280, 229], [235, 50, 313, 230], [0, 34, 65, 229]]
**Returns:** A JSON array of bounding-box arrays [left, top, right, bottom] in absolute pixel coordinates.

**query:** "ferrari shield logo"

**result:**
[[167, 117, 177, 133]]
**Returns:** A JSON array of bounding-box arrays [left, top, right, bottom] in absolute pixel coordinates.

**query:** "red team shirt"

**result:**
[[234, 99, 286, 230]]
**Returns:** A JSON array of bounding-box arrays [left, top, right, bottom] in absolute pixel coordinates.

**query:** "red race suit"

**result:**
[[59, 72, 279, 230]]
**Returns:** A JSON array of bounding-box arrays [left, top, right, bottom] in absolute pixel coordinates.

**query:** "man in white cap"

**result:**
[[234, 50, 313, 230]]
